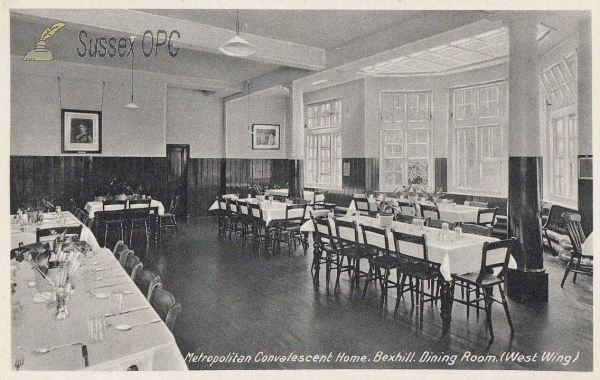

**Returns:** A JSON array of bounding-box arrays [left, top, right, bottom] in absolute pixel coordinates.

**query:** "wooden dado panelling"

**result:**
[[10, 156, 168, 214], [186, 158, 222, 218], [223, 159, 293, 197], [10, 156, 300, 218]]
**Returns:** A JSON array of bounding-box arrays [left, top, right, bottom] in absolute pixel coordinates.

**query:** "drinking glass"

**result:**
[[110, 288, 124, 315], [88, 313, 107, 343], [442, 223, 449, 232], [84, 269, 96, 294], [454, 227, 463, 240], [55, 206, 61, 214]]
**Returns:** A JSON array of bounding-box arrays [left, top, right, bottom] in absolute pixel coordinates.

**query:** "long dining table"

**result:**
[[346, 197, 485, 224], [300, 214, 516, 334], [209, 196, 313, 226], [10, 212, 188, 371]]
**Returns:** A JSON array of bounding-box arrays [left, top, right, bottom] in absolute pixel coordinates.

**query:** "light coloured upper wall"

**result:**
[[364, 63, 509, 158], [11, 60, 167, 157], [166, 87, 224, 158], [225, 87, 288, 159], [303, 79, 366, 157]]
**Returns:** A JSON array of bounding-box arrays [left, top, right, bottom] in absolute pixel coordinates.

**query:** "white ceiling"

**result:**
[[10, 9, 589, 97]]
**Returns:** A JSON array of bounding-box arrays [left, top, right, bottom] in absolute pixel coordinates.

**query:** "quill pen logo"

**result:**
[[23, 22, 65, 61]]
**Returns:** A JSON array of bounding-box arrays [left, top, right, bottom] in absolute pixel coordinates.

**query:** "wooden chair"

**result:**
[[426, 218, 456, 230], [274, 204, 308, 256], [216, 196, 232, 236], [126, 199, 151, 245], [476, 207, 498, 227], [333, 218, 362, 294], [236, 200, 254, 243], [36, 225, 83, 244], [391, 230, 440, 329], [248, 202, 275, 256], [158, 195, 180, 241], [118, 249, 134, 267], [452, 238, 517, 340], [113, 240, 129, 260], [420, 204, 440, 220], [134, 268, 162, 301], [560, 212, 593, 287], [352, 194, 376, 217], [360, 224, 402, 310], [225, 198, 243, 241], [311, 215, 339, 287], [395, 213, 416, 224], [98, 200, 127, 247], [150, 288, 181, 331], [124, 253, 143, 280], [460, 223, 493, 237], [398, 201, 417, 217]]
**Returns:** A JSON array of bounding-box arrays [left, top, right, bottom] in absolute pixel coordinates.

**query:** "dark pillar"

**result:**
[[506, 15, 548, 302], [577, 17, 593, 236]]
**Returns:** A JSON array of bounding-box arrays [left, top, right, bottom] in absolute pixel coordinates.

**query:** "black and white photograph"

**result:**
[[3, 0, 598, 377], [253, 124, 280, 150], [61, 109, 101, 153]]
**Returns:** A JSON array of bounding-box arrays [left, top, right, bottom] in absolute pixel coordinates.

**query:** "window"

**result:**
[[450, 82, 507, 195], [304, 99, 342, 189], [380, 92, 432, 191], [541, 52, 577, 205]]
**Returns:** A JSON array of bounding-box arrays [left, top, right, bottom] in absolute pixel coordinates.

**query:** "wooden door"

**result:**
[[166, 144, 189, 218]]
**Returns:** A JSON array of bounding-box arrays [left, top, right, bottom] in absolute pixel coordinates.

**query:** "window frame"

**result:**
[[449, 81, 508, 197], [379, 91, 433, 192], [304, 98, 343, 190]]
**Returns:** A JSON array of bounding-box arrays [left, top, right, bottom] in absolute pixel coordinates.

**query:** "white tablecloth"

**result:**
[[84, 200, 165, 219], [209, 198, 312, 226], [346, 198, 481, 224], [301, 214, 516, 281], [265, 189, 289, 197], [11, 230, 188, 370], [11, 212, 100, 250]]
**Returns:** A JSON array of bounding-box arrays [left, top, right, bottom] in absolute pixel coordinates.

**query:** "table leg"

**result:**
[[439, 278, 453, 335]]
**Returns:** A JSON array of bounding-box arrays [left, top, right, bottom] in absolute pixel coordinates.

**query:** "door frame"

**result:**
[[166, 144, 190, 218]]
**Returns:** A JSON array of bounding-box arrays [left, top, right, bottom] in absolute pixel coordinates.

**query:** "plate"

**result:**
[[33, 292, 53, 303], [95, 293, 109, 299]]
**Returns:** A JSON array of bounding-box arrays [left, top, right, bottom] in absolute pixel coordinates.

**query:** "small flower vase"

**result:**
[[408, 193, 418, 205], [55, 285, 69, 320], [432, 195, 438, 204]]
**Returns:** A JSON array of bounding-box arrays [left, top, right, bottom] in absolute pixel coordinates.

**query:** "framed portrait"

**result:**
[[252, 124, 280, 150], [61, 109, 102, 153]]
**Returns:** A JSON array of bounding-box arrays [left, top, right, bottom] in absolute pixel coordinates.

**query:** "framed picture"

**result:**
[[61, 109, 102, 153], [252, 124, 280, 150]]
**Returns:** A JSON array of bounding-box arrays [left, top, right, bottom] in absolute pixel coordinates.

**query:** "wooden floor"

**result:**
[[127, 217, 592, 371]]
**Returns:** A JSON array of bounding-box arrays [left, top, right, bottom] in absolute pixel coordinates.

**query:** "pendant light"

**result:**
[[124, 37, 139, 109], [219, 10, 255, 57]]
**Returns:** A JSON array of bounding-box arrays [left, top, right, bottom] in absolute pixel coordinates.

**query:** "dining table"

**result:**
[[300, 214, 517, 334], [10, 213, 188, 371], [84, 199, 165, 219], [209, 197, 313, 226], [345, 196, 484, 224]]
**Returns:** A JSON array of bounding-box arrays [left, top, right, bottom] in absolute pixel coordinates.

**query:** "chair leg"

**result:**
[[362, 264, 374, 300], [498, 284, 514, 333], [483, 287, 494, 340], [419, 279, 425, 329], [561, 262, 572, 288], [335, 255, 343, 291], [380, 268, 390, 310]]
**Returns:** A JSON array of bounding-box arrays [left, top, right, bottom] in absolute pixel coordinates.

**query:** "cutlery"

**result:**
[[95, 281, 130, 289], [96, 265, 119, 272], [105, 305, 149, 317], [34, 342, 82, 354], [114, 318, 161, 331], [14, 354, 23, 370]]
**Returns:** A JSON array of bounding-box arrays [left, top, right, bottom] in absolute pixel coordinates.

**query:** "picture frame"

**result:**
[[61, 109, 102, 153], [252, 124, 280, 150]]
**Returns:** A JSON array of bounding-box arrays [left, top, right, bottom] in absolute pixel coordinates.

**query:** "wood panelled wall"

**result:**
[[10, 156, 168, 214], [10, 156, 301, 218]]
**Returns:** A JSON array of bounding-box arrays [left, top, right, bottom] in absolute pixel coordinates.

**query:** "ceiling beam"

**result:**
[[12, 9, 326, 71]]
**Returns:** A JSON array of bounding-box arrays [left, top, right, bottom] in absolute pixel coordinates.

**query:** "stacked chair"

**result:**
[[112, 241, 181, 332]]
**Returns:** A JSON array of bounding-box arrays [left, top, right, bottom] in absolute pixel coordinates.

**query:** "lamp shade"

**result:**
[[219, 35, 255, 57], [123, 102, 139, 109]]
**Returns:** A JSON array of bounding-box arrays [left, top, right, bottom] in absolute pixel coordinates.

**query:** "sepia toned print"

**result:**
[[4, 1, 597, 377]]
